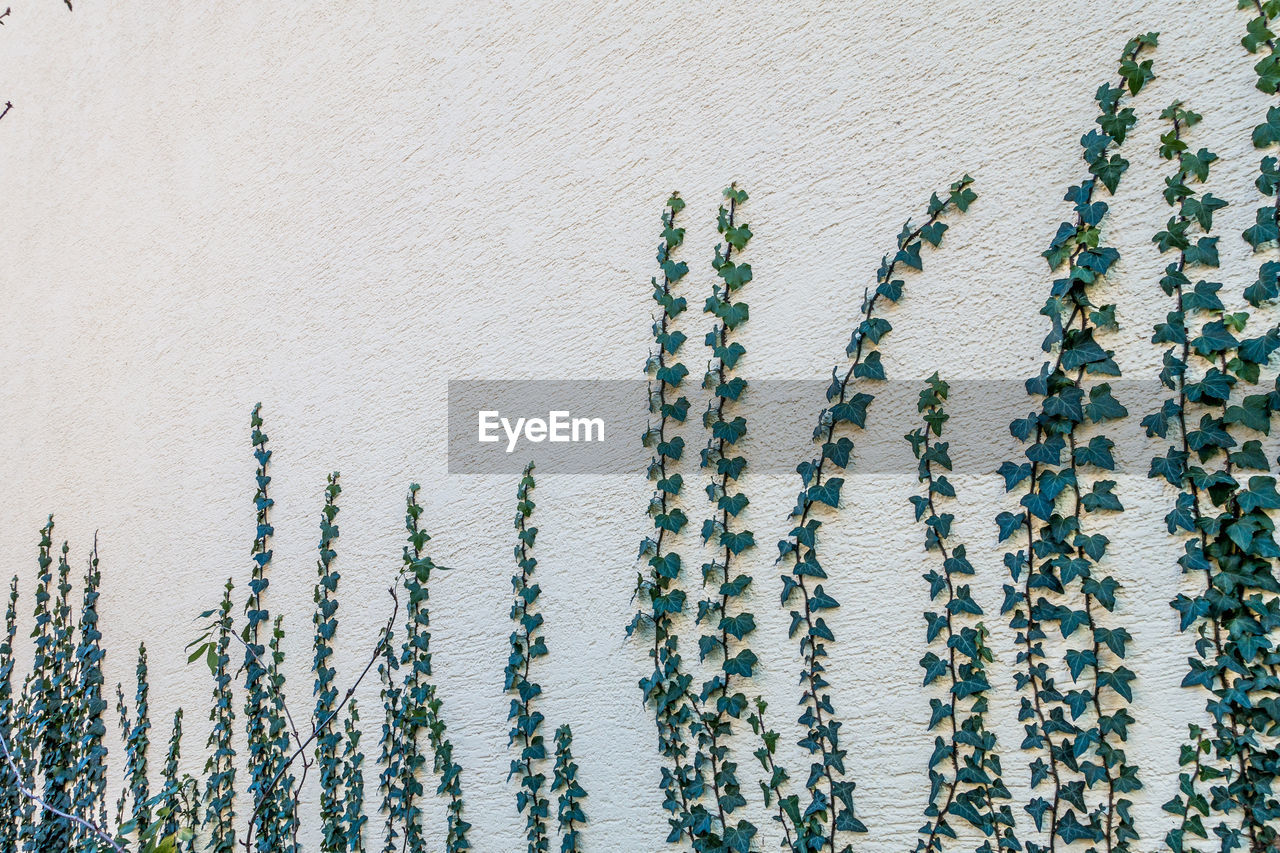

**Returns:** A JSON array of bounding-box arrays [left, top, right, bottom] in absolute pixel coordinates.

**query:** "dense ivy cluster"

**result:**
[[907, 375, 1017, 853], [996, 33, 1156, 853], [1148, 8, 1280, 850]]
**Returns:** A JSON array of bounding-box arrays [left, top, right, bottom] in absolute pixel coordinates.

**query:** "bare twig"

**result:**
[[0, 727, 126, 853], [241, 585, 399, 853]]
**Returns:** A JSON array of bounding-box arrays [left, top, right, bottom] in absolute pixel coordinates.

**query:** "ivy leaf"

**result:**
[[807, 479, 843, 509], [810, 585, 840, 610], [996, 511, 1026, 542], [1084, 384, 1127, 422], [823, 437, 855, 469], [724, 822, 757, 853], [1238, 476, 1280, 513], [1097, 667, 1136, 702], [1254, 105, 1280, 147], [718, 261, 753, 291], [853, 350, 885, 380], [1057, 810, 1102, 844], [953, 675, 991, 698], [724, 224, 753, 251], [721, 530, 756, 556], [723, 649, 758, 678], [1191, 320, 1238, 356], [720, 613, 756, 641], [1225, 394, 1271, 434], [1232, 440, 1270, 470], [998, 461, 1033, 491], [1065, 648, 1097, 681], [1244, 207, 1280, 250], [919, 221, 949, 247], [831, 394, 874, 428], [1061, 329, 1109, 370], [1074, 436, 1115, 469]]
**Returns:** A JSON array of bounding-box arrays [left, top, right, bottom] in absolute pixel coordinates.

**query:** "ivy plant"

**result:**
[[692, 183, 759, 853], [996, 32, 1157, 853], [630, 191, 702, 846], [201, 579, 237, 853], [402, 483, 470, 852], [506, 461, 551, 853], [72, 539, 109, 852], [241, 404, 296, 852], [0, 577, 17, 852], [117, 643, 153, 844], [770, 174, 976, 852], [313, 472, 346, 853], [906, 374, 1017, 853], [552, 724, 588, 853]]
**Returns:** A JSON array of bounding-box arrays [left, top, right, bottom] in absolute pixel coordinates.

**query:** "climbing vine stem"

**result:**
[[996, 31, 1156, 853], [907, 374, 1016, 853], [313, 472, 345, 853], [553, 724, 588, 853], [692, 182, 758, 853], [774, 173, 976, 853], [506, 461, 551, 853], [630, 191, 701, 846]]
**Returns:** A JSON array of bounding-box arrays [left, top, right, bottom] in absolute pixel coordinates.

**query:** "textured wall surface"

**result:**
[[0, 1, 1272, 850]]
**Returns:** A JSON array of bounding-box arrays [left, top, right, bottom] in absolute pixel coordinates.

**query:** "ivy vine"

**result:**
[[241, 404, 296, 852], [552, 724, 587, 853], [907, 374, 1017, 853], [157, 708, 198, 853], [996, 32, 1157, 853], [631, 191, 702, 846], [72, 538, 109, 852], [0, 577, 17, 852], [402, 483, 470, 852], [117, 642, 153, 844], [202, 579, 237, 853], [506, 461, 551, 853], [339, 699, 368, 853], [692, 183, 758, 853], [313, 471, 346, 853], [770, 174, 976, 852]]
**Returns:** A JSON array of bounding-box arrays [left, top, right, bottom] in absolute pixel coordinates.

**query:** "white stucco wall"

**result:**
[[0, 1, 1273, 850]]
